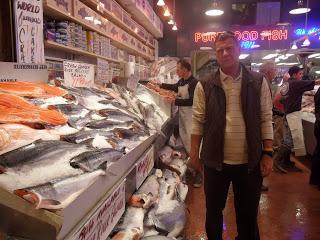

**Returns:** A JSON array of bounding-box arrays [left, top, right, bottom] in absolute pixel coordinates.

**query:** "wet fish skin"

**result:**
[[69, 148, 124, 172], [0, 140, 82, 172], [14, 170, 105, 210], [86, 119, 134, 129], [48, 103, 86, 115], [61, 129, 114, 143]]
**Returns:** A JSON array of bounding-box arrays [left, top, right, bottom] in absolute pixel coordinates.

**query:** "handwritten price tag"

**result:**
[[73, 180, 125, 240], [63, 61, 94, 87], [126, 74, 139, 92], [136, 146, 154, 189]]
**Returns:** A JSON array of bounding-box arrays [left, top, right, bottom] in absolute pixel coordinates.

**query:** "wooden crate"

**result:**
[[45, 0, 73, 15]]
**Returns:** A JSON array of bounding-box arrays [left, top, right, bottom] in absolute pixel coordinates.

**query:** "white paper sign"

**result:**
[[74, 180, 126, 240], [0, 62, 48, 83], [136, 146, 154, 189], [97, 58, 110, 84], [126, 74, 139, 92], [14, 0, 44, 63], [63, 61, 95, 87]]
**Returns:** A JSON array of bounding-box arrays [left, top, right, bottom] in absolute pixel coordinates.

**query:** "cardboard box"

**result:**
[[45, 0, 73, 15]]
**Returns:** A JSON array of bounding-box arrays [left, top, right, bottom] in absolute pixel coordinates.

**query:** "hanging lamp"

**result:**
[[164, 7, 170, 17], [289, 0, 311, 14], [205, 0, 224, 16], [157, 0, 165, 6]]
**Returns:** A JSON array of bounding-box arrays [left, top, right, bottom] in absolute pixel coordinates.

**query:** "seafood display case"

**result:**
[[0, 79, 174, 239]]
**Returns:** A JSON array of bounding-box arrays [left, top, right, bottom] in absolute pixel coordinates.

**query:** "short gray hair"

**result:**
[[259, 61, 276, 74]]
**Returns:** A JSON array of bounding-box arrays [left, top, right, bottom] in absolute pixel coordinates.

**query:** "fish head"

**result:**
[[14, 189, 40, 205]]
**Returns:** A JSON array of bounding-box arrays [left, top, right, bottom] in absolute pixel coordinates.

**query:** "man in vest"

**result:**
[[189, 31, 273, 240]]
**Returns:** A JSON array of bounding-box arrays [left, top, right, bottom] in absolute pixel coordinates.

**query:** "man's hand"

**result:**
[[260, 154, 273, 177], [188, 150, 202, 173]]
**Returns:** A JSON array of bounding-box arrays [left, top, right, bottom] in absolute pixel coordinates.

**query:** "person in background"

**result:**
[[189, 31, 273, 240], [157, 59, 201, 187], [259, 61, 278, 191], [310, 87, 320, 190], [275, 66, 320, 172]]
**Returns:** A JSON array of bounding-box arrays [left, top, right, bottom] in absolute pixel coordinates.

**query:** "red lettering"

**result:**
[[241, 31, 250, 41], [234, 31, 242, 41], [272, 30, 280, 40], [278, 29, 288, 40], [195, 32, 201, 42], [250, 31, 259, 41]]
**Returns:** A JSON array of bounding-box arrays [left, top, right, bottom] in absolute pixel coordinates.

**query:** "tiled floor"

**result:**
[[184, 160, 320, 240]]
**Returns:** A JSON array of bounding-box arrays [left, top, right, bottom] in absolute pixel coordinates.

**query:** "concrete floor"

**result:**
[[185, 160, 320, 240]]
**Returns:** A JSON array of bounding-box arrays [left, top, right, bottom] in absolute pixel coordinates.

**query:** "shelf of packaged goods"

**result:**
[[81, 0, 155, 49], [43, 3, 153, 61], [116, 0, 163, 38], [44, 40, 123, 63]]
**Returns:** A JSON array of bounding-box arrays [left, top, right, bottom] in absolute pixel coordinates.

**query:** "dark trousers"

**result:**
[[310, 120, 320, 186], [204, 164, 262, 240]]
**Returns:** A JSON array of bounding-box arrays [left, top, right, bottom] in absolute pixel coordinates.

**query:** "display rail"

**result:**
[[45, 40, 123, 63]]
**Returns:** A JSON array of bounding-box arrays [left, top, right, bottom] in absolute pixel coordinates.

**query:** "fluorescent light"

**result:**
[[205, 9, 224, 16], [200, 47, 213, 50], [164, 7, 170, 16], [239, 54, 249, 59], [157, 0, 165, 6], [85, 16, 94, 21], [315, 71, 320, 74], [275, 58, 280, 62], [172, 24, 178, 31], [308, 53, 320, 58], [168, 19, 174, 25], [277, 62, 300, 66], [252, 63, 263, 66], [302, 38, 311, 46], [262, 54, 278, 60], [289, 8, 311, 14], [251, 44, 260, 49]]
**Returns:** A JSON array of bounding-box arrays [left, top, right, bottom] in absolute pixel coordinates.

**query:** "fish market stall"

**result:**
[[0, 80, 173, 239]]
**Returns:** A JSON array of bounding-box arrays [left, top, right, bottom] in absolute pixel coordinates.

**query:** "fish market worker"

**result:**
[[158, 59, 198, 154]]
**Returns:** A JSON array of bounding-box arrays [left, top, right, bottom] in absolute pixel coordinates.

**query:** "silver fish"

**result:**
[[0, 140, 84, 173], [86, 119, 135, 130], [69, 148, 124, 172], [61, 129, 114, 143], [14, 170, 105, 210]]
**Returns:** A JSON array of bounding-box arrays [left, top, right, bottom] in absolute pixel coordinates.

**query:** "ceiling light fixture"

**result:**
[[289, 0, 311, 15], [164, 7, 170, 17], [157, 0, 165, 6], [168, 19, 174, 25], [172, 24, 178, 31], [302, 37, 311, 46], [308, 53, 320, 58], [291, 42, 298, 49], [262, 53, 279, 60], [200, 46, 213, 50], [239, 54, 249, 60], [205, 1, 224, 16]]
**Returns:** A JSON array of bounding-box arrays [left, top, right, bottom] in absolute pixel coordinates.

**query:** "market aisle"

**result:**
[[184, 161, 320, 240]]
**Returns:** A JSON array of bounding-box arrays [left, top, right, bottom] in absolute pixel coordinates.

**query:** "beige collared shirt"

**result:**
[[192, 68, 273, 164]]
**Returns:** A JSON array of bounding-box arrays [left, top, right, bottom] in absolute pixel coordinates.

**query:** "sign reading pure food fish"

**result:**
[[73, 180, 125, 240], [63, 61, 95, 87], [14, 0, 44, 63]]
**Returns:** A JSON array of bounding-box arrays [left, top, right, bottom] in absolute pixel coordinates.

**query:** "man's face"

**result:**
[[176, 63, 185, 78], [293, 70, 303, 81], [215, 38, 240, 69], [268, 67, 277, 81]]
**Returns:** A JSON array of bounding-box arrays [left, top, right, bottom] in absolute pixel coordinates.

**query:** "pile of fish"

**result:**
[[109, 144, 190, 240], [144, 82, 177, 99], [109, 169, 188, 240], [0, 81, 168, 210]]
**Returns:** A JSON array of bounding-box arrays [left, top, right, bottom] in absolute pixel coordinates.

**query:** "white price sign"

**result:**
[[74, 180, 125, 240], [126, 75, 139, 92], [136, 146, 154, 189], [0, 62, 48, 83], [63, 61, 95, 87], [97, 58, 110, 85], [14, 0, 44, 63]]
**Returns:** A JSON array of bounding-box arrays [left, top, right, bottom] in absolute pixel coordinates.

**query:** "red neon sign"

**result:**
[[194, 29, 288, 43]]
